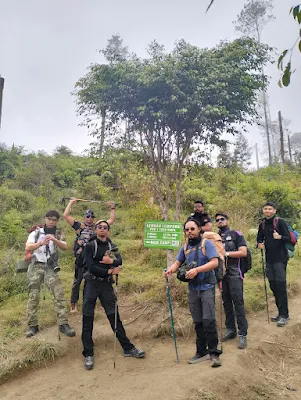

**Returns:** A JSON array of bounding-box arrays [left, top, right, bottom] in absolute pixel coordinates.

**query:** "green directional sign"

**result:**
[[144, 220, 182, 249]]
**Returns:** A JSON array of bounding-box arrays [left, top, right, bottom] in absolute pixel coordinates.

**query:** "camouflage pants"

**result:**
[[27, 262, 68, 327]]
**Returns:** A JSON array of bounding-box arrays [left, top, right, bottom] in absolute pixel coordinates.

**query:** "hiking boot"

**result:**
[[210, 354, 222, 368], [84, 356, 94, 370], [277, 317, 288, 327], [271, 315, 280, 322], [59, 323, 76, 337], [123, 347, 145, 358], [222, 330, 237, 342], [188, 353, 210, 364], [70, 303, 78, 314], [26, 325, 39, 338], [238, 335, 247, 349]]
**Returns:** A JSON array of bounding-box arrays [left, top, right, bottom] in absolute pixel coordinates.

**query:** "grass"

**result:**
[[0, 207, 301, 379], [26, 339, 60, 362], [0, 339, 60, 384]]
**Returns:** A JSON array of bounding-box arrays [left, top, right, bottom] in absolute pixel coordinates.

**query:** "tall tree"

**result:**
[[101, 34, 129, 63], [53, 145, 73, 157], [217, 144, 235, 169], [75, 36, 270, 225], [234, 0, 274, 167], [233, 132, 252, 171], [206, 1, 301, 87], [76, 35, 131, 157]]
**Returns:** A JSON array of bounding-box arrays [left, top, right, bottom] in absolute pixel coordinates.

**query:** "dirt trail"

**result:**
[[1, 290, 301, 400]]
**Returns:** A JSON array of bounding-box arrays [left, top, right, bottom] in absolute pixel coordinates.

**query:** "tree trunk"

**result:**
[[278, 111, 285, 172], [267, 102, 276, 163], [288, 134, 293, 164], [262, 91, 272, 166], [99, 108, 106, 157]]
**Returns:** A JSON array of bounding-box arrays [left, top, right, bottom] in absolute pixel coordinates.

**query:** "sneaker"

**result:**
[[272, 315, 290, 323], [123, 347, 145, 358], [26, 325, 39, 338], [188, 353, 210, 364], [84, 356, 94, 370], [238, 335, 247, 349], [222, 330, 237, 342], [70, 303, 78, 314], [59, 323, 76, 337], [210, 354, 222, 368], [277, 317, 288, 327]]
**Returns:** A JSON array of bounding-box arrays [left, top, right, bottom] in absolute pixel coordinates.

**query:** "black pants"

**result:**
[[222, 275, 248, 336], [266, 261, 289, 318], [188, 287, 221, 356], [70, 263, 84, 304], [81, 280, 134, 357]]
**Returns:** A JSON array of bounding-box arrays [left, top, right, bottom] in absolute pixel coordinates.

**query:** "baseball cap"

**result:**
[[84, 209, 95, 218], [200, 217, 212, 226]]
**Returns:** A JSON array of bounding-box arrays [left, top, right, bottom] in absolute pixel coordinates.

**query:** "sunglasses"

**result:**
[[85, 215, 95, 219], [216, 217, 226, 222], [96, 225, 108, 230], [184, 227, 196, 232]]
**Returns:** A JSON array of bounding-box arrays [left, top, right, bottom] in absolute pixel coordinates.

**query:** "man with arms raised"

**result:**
[[64, 198, 116, 312]]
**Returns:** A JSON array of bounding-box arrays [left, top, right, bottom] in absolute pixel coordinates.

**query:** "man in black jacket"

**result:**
[[82, 220, 145, 370], [257, 201, 291, 327], [189, 200, 212, 230], [215, 213, 248, 349]]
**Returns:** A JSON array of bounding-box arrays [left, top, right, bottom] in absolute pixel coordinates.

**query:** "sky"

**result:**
[[0, 0, 300, 164]]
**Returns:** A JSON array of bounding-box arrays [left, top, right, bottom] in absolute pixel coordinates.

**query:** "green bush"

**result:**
[[0, 210, 26, 247], [0, 272, 28, 304], [128, 201, 161, 231]]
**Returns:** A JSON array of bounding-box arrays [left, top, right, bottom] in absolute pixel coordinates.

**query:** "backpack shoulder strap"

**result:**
[[34, 228, 42, 243], [93, 240, 98, 258], [200, 237, 207, 257], [183, 242, 188, 254], [260, 220, 265, 231], [273, 217, 280, 231]]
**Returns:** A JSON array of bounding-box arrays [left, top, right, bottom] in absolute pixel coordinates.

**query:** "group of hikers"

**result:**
[[24, 198, 293, 370]]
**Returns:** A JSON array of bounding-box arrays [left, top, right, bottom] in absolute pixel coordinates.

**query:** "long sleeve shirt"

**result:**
[[84, 238, 122, 278], [257, 216, 290, 263]]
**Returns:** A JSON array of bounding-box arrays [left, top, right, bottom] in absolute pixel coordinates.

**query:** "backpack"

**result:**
[[202, 232, 226, 282], [179, 237, 224, 283], [260, 217, 298, 258], [222, 231, 252, 277], [239, 247, 252, 275]]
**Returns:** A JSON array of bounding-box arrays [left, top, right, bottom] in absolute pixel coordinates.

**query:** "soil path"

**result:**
[[1, 291, 301, 400]]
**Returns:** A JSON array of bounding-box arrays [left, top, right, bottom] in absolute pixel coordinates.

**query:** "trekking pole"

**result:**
[[113, 274, 119, 369], [60, 197, 118, 206], [164, 271, 179, 363], [218, 281, 223, 354], [261, 249, 270, 324]]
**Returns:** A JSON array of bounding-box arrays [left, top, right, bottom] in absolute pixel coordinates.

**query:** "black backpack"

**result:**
[[239, 247, 252, 275], [223, 231, 252, 276]]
